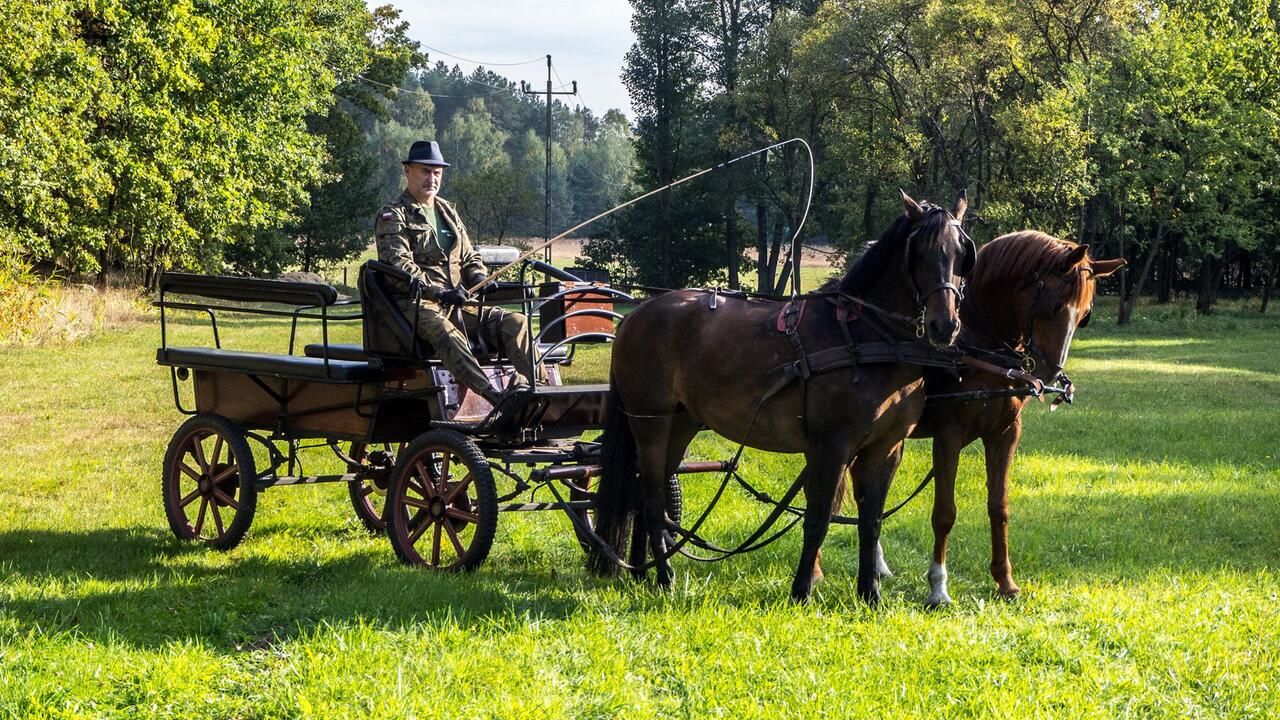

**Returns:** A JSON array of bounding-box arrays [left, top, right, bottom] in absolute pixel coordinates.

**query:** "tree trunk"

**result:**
[[1118, 225, 1163, 325], [1195, 254, 1219, 315], [756, 198, 770, 292], [766, 212, 784, 287], [1156, 240, 1174, 304], [862, 181, 878, 249], [725, 199, 738, 289], [1261, 254, 1278, 314]]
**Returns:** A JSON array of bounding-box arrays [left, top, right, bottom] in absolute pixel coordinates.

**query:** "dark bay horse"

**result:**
[[832, 231, 1124, 605], [588, 192, 974, 604]]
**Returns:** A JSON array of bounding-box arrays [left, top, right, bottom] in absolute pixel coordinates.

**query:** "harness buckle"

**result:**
[[1021, 355, 1036, 374], [915, 310, 926, 339]]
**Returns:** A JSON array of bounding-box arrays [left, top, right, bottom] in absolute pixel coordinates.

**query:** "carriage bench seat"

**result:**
[[157, 347, 381, 383], [301, 342, 573, 365]]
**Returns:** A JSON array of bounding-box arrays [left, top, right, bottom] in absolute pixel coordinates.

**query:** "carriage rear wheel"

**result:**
[[386, 430, 497, 570], [162, 414, 258, 551], [571, 474, 683, 555], [346, 442, 404, 533]]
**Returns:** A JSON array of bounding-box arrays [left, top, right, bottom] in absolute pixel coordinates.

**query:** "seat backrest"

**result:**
[[358, 262, 431, 362]]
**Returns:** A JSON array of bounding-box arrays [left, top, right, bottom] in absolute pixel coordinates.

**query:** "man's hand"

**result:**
[[437, 287, 472, 306], [464, 273, 494, 296]]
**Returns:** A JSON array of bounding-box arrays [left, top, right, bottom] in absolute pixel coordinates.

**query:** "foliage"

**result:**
[[0, 0, 425, 284]]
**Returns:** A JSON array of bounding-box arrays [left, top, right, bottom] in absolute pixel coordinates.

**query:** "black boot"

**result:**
[[477, 384, 530, 433]]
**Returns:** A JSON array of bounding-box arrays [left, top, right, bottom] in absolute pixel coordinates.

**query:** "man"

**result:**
[[374, 140, 542, 423]]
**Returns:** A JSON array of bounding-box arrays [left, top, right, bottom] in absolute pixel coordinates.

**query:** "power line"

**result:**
[[421, 43, 544, 67]]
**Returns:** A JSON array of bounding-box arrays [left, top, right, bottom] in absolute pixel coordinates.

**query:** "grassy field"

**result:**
[[1, 292, 1279, 718]]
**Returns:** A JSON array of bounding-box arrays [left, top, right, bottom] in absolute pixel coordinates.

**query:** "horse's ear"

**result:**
[[900, 189, 924, 221], [960, 235, 977, 277], [952, 189, 968, 223], [1090, 258, 1127, 278], [1061, 244, 1089, 272]]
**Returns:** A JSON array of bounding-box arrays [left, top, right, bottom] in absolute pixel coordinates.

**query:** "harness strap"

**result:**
[[779, 341, 962, 381], [959, 355, 1044, 395]]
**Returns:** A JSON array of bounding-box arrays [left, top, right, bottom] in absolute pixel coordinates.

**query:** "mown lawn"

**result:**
[[1, 296, 1278, 718]]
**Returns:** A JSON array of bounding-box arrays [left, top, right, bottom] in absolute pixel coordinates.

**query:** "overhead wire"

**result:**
[[419, 43, 544, 67]]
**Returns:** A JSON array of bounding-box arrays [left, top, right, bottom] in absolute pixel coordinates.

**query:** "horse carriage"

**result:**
[[154, 253, 703, 570], [154, 180, 1121, 605]]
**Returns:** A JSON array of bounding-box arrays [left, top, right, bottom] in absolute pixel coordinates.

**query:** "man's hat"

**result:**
[[403, 140, 449, 167]]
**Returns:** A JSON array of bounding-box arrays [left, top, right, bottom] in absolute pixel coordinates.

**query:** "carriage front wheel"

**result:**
[[162, 414, 259, 551], [386, 429, 497, 570]]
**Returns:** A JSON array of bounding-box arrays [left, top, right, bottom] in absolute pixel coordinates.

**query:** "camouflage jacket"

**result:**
[[374, 192, 485, 300]]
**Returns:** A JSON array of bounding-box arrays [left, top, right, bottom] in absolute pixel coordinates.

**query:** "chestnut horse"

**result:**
[[588, 192, 974, 604], [834, 231, 1124, 605]]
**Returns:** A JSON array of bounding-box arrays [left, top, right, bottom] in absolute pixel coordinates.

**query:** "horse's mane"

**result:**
[[969, 231, 1094, 310], [822, 203, 952, 295]]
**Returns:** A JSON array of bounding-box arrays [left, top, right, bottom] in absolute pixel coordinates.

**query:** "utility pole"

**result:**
[[521, 55, 576, 262]]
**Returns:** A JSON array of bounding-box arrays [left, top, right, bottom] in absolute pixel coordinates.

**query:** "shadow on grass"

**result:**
[[0, 525, 594, 652]]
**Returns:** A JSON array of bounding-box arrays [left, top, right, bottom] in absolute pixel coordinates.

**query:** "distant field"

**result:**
[[1, 297, 1278, 718]]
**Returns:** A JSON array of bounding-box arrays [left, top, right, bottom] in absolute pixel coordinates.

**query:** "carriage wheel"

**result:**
[[386, 430, 497, 571], [571, 474, 683, 554], [162, 414, 258, 551], [346, 442, 404, 533]]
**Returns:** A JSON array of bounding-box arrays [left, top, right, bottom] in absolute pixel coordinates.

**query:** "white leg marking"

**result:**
[[875, 541, 893, 578], [926, 561, 952, 607]]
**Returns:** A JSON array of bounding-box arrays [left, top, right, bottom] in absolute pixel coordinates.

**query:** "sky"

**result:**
[[393, 1, 636, 119]]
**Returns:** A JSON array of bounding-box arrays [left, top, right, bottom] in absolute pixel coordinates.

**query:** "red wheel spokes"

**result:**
[[191, 434, 209, 473], [439, 451, 452, 490], [401, 496, 431, 511], [210, 464, 238, 486], [211, 487, 239, 510], [443, 521, 466, 556], [210, 435, 224, 469], [431, 523, 443, 565], [194, 497, 208, 535], [179, 487, 201, 508], [443, 473, 473, 504], [445, 507, 479, 524]]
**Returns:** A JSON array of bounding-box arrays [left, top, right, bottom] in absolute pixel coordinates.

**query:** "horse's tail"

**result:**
[[586, 377, 637, 577]]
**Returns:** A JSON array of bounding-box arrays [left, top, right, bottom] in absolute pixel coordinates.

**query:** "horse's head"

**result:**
[[971, 235, 1125, 383], [900, 190, 975, 349]]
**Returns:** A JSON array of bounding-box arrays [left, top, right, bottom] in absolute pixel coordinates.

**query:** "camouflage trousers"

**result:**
[[401, 300, 544, 392]]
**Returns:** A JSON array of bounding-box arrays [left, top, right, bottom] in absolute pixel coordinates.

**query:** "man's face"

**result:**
[[404, 163, 444, 202]]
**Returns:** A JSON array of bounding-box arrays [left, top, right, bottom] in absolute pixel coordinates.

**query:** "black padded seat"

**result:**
[[157, 347, 380, 382], [303, 343, 369, 363], [303, 342, 571, 365]]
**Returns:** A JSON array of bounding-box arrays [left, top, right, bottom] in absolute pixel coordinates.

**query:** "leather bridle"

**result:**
[[903, 207, 972, 337]]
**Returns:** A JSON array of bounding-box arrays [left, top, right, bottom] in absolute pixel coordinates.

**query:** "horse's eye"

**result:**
[[1078, 311, 1091, 328]]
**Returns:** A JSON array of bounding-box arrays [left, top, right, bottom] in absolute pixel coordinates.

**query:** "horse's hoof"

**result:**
[[996, 585, 1021, 600], [857, 583, 881, 607], [924, 592, 952, 609], [811, 567, 825, 584]]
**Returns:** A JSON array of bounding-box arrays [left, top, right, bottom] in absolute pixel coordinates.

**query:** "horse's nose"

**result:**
[[930, 317, 959, 346]]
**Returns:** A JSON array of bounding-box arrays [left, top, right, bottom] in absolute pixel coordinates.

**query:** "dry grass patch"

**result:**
[[0, 277, 147, 348]]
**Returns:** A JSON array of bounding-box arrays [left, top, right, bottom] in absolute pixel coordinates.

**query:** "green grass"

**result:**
[[2, 296, 1279, 718]]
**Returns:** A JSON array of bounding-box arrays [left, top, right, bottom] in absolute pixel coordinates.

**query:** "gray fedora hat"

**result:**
[[403, 140, 449, 166]]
